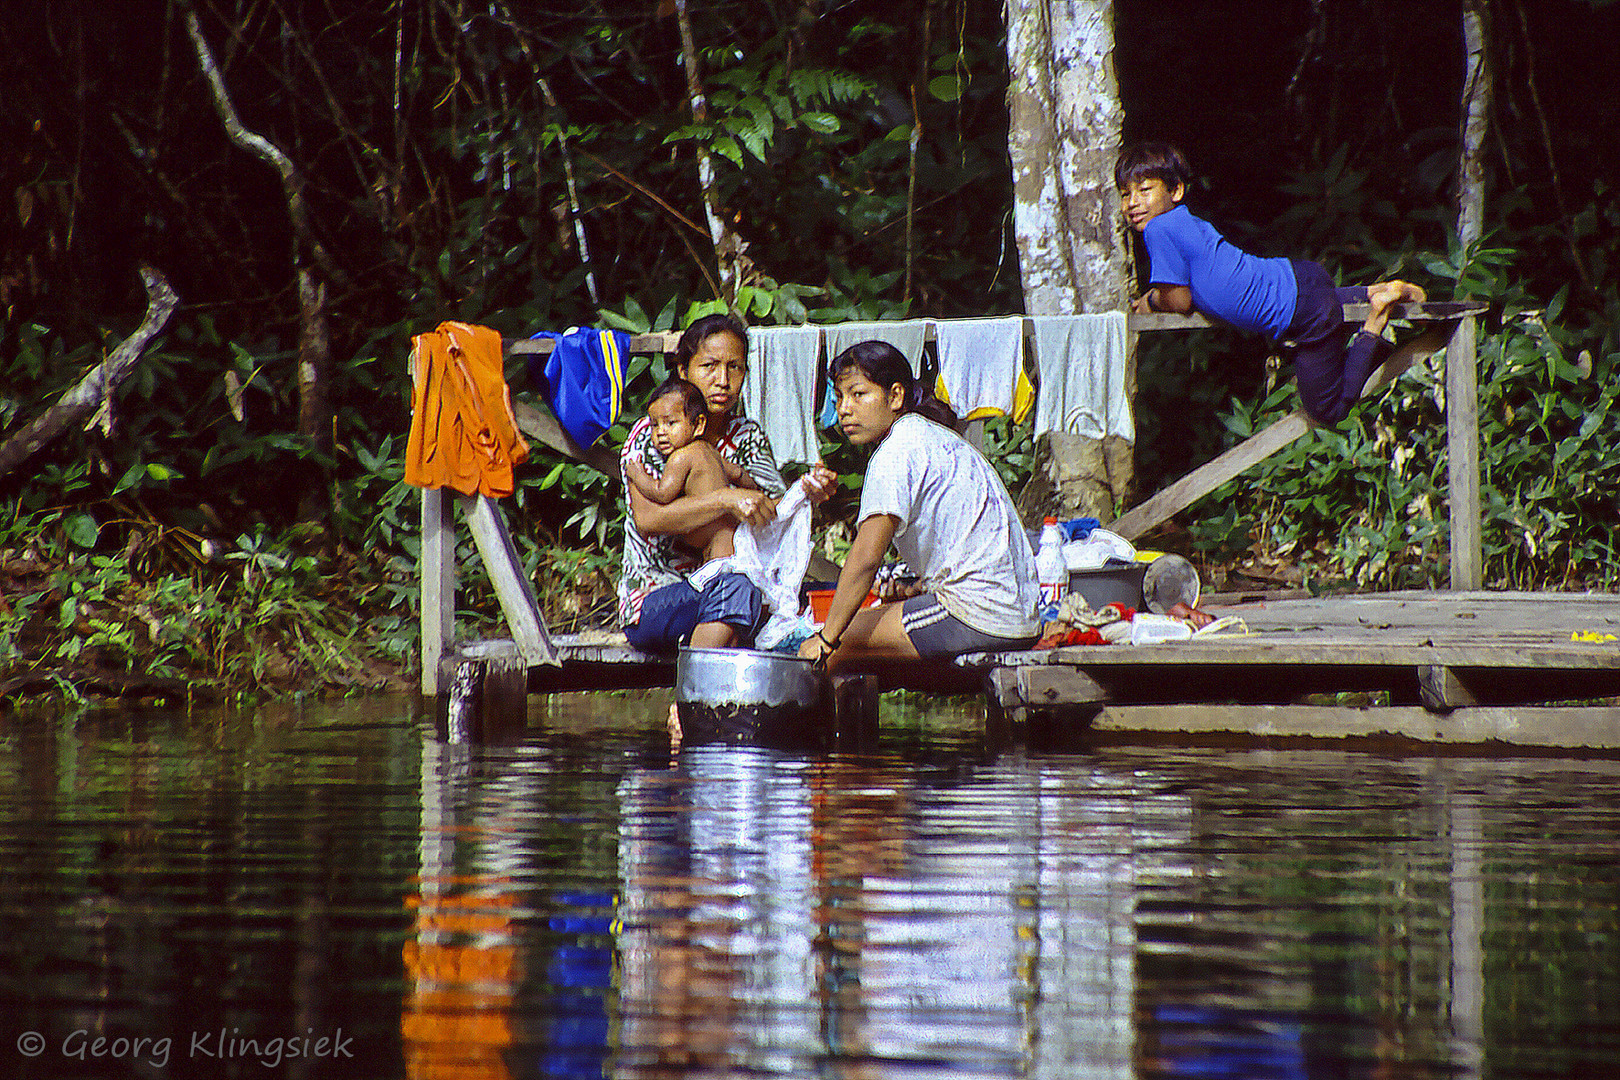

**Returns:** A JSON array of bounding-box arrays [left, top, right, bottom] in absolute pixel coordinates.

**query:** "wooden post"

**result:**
[[420, 488, 455, 696], [1447, 315, 1483, 590]]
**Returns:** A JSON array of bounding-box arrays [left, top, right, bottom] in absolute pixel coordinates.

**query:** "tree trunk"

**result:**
[[1005, 0, 1133, 523], [674, 0, 743, 310]]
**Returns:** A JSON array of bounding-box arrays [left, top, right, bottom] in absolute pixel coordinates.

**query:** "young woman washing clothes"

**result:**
[[799, 341, 1041, 670]]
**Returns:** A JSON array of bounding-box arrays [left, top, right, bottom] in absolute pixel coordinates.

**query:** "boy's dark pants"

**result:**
[[1285, 259, 1393, 425]]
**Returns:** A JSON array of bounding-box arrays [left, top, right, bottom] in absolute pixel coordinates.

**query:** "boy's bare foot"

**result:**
[[1362, 280, 1425, 338]]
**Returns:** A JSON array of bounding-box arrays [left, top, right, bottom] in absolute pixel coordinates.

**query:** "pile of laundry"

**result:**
[[1034, 591, 1247, 649]]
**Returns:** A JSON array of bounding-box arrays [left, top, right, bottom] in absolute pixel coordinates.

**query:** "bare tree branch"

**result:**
[[0, 266, 179, 480], [183, 4, 351, 290]]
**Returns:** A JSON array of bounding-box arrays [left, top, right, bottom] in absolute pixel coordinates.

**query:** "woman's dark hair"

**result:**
[[1114, 141, 1192, 191], [828, 340, 958, 430], [674, 313, 749, 370], [647, 377, 706, 425]]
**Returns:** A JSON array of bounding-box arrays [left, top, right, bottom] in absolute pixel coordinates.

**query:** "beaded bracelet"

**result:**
[[813, 630, 840, 652]]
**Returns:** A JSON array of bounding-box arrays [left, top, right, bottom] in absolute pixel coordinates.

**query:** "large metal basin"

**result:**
[[674, 647, 828, 747]]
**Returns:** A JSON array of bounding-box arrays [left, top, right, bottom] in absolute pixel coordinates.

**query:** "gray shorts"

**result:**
[[900, 593, 1036, 658]]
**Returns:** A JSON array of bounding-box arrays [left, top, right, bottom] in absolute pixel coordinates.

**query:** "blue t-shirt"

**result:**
[[1143, 204, 1298, 340]]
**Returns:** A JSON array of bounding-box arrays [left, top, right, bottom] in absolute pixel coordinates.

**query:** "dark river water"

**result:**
[[1, 692, 1616, 1079]]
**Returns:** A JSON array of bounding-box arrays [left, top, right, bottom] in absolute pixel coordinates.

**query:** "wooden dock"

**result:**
[[413, 298, 1620, 748], [428, 590, 1620, 749]]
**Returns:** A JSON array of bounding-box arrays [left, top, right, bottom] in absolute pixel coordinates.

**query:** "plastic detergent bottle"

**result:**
[[1036, 516, 1067, 621]]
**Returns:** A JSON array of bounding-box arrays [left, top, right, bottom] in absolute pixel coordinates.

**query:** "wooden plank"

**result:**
[[1111, 410, 1312, 540], [1447, 316, 1483, 589], [458, 493, 560, 666], [505, 331, 681, 355], [512, 399, 618, 476], [1087, 703, 1620, 749], [1129, 301, 1486, 333], [420, 488, 455, 696]]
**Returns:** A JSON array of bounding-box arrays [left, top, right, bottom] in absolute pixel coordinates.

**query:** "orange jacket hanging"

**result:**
[[404, 321, 529, 498]]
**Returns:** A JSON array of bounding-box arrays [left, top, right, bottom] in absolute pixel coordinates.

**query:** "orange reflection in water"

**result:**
[[401, 878, 520, 1080]]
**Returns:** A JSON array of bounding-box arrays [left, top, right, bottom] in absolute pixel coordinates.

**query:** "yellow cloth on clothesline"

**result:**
[[404, 321, 529, 498]]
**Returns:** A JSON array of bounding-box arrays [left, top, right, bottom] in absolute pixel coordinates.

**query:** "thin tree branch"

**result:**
[[183, 5, 351, 289]]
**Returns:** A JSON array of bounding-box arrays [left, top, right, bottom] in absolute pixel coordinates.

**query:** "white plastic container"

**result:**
[[1129, 612, 1192, 645], [1036, 517, 1067, 620]]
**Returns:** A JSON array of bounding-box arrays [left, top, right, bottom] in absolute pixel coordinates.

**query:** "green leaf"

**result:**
[[801, 112, 840, 134], [112, 462, 146, 495], [65, 512, 100, 548], [927, 75, 962, 102]]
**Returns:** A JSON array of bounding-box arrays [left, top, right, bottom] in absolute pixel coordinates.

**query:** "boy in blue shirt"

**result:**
[[1116, 141, 1428, 425]]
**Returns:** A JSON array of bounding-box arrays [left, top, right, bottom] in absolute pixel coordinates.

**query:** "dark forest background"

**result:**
[[2, 0, 1617, 699]]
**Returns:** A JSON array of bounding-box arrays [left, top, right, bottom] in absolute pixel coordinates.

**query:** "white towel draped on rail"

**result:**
[[1030, 312, 1133, 441]]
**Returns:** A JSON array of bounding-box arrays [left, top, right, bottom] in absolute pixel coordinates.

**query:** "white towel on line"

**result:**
[[1030, 312, 1133, 440], [743, 324, 822, 464], [932, 315, 1026, 420], [819, 320, 930, 428]]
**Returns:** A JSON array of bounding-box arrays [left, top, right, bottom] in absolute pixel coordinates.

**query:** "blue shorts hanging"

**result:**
[[527, 327, 629, 448]]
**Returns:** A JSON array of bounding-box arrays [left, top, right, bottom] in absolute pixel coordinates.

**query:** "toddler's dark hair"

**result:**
[[648, 377, 706, 425], [829, 340, 959, 431], [1114, 141, 1192, 191]]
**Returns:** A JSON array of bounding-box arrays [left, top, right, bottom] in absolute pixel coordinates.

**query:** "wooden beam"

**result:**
[[1017, 664, 1110, 707], [1418, 665, 1479, 712], [420, 488, 455, 696], [1111, 410, 1313, 540], [1128, 300, 1485, 333], [512, 399, 618, 476], [505, 331, 682, 356], [458, 493, 560, 666]]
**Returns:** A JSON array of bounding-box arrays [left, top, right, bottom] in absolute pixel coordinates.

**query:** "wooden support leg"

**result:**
[[831, 673, 880, 749], [421, 488, 455, 697], [1446, 317, 1483, 590], [1112, 411, 1313, 541], [458, 493, 559, 666], [1418, 665, 1479, 713]]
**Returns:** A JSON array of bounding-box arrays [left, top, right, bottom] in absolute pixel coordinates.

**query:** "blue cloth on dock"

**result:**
[[527, 327, 628, 448], [1061, 517, 1100, 542]]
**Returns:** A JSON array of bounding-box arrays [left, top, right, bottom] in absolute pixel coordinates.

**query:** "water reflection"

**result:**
[[2, 696, 1617, 1080]]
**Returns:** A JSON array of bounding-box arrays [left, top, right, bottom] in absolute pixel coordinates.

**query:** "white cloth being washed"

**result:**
[[688, 476, 815, 649], [1030, 312, 1133, 440]]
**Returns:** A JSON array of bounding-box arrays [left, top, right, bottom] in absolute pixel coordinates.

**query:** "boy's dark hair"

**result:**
[[648, 377, 706, 425], [1114, 141, 1192, 191], [829, 340, 959, 432]]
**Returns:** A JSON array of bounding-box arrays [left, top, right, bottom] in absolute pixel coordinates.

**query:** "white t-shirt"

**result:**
[[858, 413, 1040, 638]]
